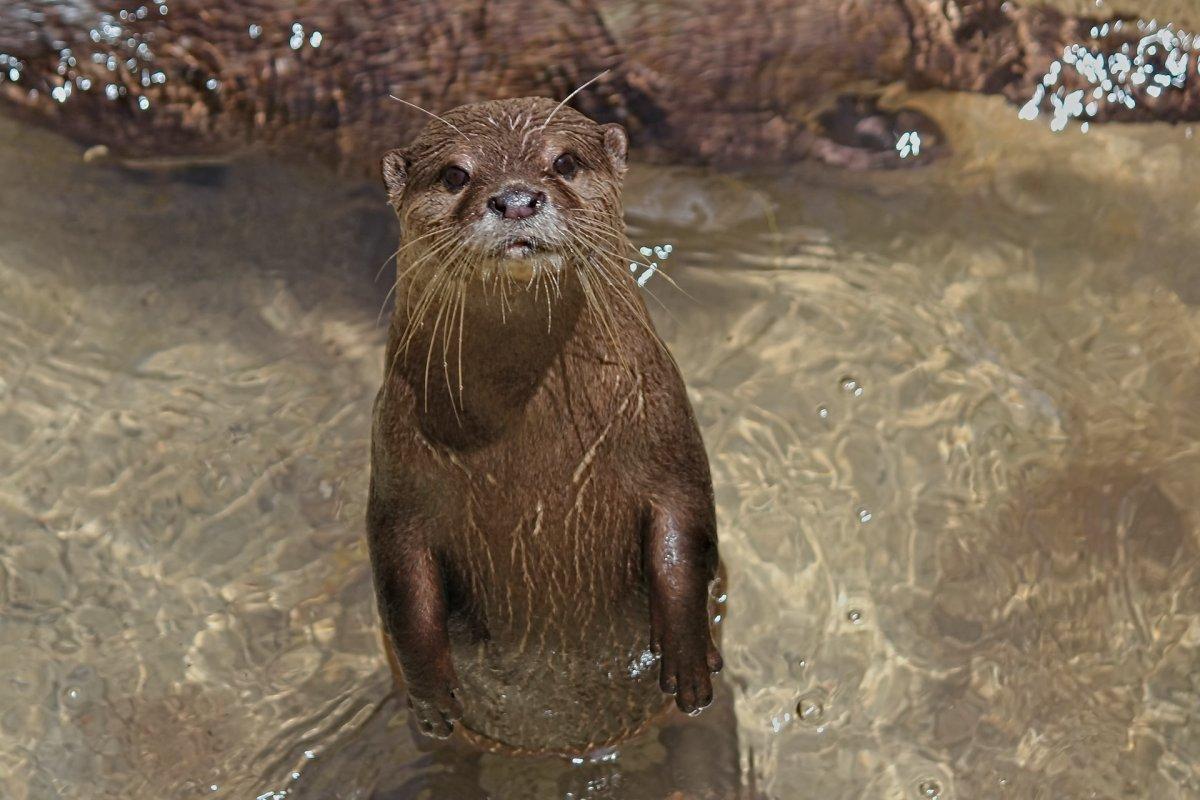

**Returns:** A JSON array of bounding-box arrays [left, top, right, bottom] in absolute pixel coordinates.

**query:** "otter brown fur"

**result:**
[[3, 1, 1194, 173], [366, 96, 722, 754]]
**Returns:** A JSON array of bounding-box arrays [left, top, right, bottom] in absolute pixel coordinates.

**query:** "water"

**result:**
[[2, 89, 1199, 799]]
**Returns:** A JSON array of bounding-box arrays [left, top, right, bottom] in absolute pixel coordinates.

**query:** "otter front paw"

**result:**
[[406, 682, 463, 738], [654, 627, 723, 715]]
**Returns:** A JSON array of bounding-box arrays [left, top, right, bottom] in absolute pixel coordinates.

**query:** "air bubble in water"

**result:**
[[840, 376, 864, 397], [816, 404, 830, 420], [797, 696, 824, 722], [857, 507, 872, 523], [62, 685, 85, 709], [847, 609, 863, 624], [918, 779, 942, 799]]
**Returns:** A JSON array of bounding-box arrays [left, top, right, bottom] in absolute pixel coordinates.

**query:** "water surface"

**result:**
[[1, 91, 1199, 799]]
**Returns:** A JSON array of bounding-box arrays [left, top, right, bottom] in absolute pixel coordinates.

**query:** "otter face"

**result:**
[[382, 97, 628, 273]]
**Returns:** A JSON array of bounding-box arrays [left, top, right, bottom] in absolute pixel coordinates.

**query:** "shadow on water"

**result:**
[[0, 126, 399, 314]]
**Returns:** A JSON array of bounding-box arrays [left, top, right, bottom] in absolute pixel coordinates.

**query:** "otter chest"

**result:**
[[441, 373, 650, 625]]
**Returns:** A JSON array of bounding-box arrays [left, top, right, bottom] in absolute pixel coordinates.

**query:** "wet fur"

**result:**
[[367, 97, 721, 754]]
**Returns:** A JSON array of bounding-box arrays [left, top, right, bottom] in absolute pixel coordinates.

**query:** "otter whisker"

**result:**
[[436, 262, 459, 409], [374, 245, 402, 284], [539, 69, 611, 132], [562, 236, 630, 368], [423, 255, 473, 415], [567, 229, 671, 360], [570, 213, 665, 261], [400, 232, 473, 325], [482, 261, 515, 324], [456, 281, 466, 401], [404, 237, 474, 353], [380, 249, 456, 402], [379, 235, 463, 381], [431, 252, 480, 413], [571, 261, 615, 355], [388, 95, 470, 139], [438, 265, 471, 415], [447, 250, 485, 408], [397, 247, 466, 377], [381, 247, 459, 407], [499, 265, 514, 322], [376, 281, 402, 328], [632, 260, 691, 299], [379, 230, 462, 326], [544, 262, 563, 300], [395, 231, 462, 288], [572, 223, 693, 312], [374, 225, 451, 283], [377, 241, 445, 326]]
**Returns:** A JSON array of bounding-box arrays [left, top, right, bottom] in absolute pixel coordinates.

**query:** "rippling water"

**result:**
[[2, 91, 1199, 799]]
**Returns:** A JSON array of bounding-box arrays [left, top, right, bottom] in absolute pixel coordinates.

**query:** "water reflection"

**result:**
[[2, 87, 1200, 798]]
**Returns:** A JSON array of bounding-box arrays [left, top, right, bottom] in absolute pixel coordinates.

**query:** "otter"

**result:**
[[366, 96, 722, 755]]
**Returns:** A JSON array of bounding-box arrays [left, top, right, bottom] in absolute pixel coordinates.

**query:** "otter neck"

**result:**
[[393, 261, 591, 448]]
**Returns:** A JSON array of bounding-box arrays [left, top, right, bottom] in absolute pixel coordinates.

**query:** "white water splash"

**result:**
[[630, 242, 673, 287], [896, 131, 922, 158], [1020, 20, 1195, 132]]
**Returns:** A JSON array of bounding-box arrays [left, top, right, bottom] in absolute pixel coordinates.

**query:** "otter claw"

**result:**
[[407, 686, 463, 738], [655, 632, 722, 715]]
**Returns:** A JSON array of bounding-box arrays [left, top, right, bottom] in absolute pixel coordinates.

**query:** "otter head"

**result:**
[[381, 97, 628, 281]]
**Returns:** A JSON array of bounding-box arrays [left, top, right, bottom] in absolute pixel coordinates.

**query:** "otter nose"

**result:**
[[488, 187, 545, 220]]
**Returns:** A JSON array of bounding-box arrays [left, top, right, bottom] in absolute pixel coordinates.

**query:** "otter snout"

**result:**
[[488, 186, 546, 220]]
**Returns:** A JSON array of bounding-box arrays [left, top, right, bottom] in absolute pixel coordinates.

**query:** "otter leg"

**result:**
[[645, 502, 723, 714], [367, 501, 463, 738]]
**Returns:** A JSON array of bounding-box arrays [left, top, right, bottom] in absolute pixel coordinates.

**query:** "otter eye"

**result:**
[[441, 165, 470, 191], [552, 152, 577, 179]]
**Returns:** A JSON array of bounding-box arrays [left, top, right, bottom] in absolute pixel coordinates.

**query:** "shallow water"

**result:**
[[2, 90, 1200, 800]]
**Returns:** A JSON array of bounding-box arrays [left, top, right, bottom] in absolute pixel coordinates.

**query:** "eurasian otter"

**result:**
[[366, 96, 722, 755]]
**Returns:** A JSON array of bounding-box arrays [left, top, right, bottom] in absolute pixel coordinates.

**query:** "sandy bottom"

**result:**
[[2, 90, 1199, 799]]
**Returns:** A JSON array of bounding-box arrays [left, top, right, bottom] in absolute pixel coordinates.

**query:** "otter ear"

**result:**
[[600, 123, 628, 175], [381, 149, 410, 205]]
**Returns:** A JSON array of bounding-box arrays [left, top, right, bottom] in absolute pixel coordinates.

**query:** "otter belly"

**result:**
[[448, 599, 668, 754], [440, 486, 666, 754]]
